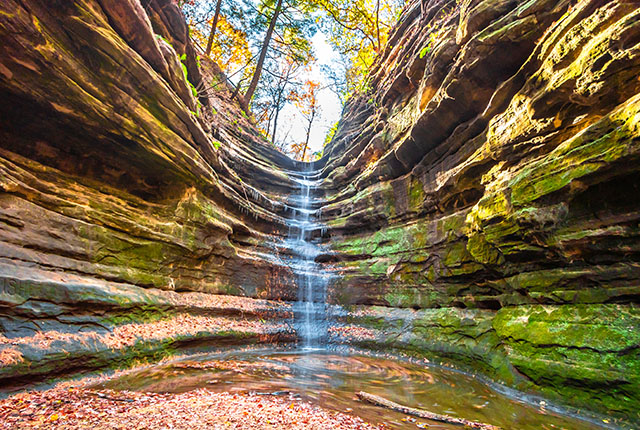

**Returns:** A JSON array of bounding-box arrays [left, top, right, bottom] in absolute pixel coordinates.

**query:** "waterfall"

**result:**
[[288, 163, 328, 349]]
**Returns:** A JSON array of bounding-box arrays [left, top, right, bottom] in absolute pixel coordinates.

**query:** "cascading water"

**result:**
[[287, 164, 328, 349], [93, 163, 608, 430]]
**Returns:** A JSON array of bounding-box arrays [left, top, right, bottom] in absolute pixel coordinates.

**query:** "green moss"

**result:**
[[100, 308, 170, 327], [408, 177, 424, 211], [347, 314, 399, 331], [492, 304, 640, 416], [155, 34, 172, 48], [384, 287, 442, 308], [179, 53, 201, 112], [493, 304, 640, 351], [426, 265, 436, 282], [510, 102, 640, 207], [384, 187, 397, 218], [466, 233, 505, 265], [443, 241, 471, 267], [405, 308, 517, 383], [333, 222, 433, 260], [438, 212, 467, 241], [368, 259, 389, 275]]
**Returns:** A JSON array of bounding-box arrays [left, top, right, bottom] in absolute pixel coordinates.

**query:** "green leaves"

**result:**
[[312, 0, 404, 98]]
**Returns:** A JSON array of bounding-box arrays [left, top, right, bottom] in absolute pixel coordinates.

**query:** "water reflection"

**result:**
[[96, 348, 606, 430]]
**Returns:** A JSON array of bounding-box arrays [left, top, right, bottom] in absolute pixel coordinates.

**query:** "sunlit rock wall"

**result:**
[[318, 0, 640, 421]]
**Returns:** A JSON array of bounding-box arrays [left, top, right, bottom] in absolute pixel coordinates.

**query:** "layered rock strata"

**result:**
[[0, 0, 639, 425], [317, 0, 640, 422], [0, 0, 299, 386]]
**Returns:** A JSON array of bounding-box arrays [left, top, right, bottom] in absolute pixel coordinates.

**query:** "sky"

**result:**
[[275, 32, 343, 157]]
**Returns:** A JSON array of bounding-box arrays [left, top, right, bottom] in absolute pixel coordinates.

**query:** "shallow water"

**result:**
[[97, 348, 606, 430]]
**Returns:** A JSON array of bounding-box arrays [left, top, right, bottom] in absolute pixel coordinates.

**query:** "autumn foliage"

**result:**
[[180, 0, 404, 158], [0, 386, 385, 429]]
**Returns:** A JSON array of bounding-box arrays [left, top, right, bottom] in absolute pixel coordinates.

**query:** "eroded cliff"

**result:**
[[317, 0, 640, 421], [0, 0, 639, 425], [0, 0, 302, 385]]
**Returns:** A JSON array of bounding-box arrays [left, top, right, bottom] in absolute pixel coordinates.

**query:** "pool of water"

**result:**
[[96, 347, 605, 429]]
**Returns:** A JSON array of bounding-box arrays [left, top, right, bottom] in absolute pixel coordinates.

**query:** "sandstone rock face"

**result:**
[[317, 0, 640, 421], [0, 0, 298, 385], [0, 0, 639, 424]]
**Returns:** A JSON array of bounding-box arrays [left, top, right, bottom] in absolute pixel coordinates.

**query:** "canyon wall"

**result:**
[[318, 0, 640, 421], [0, 0, 639, 425], [0, 0, 300, 385]]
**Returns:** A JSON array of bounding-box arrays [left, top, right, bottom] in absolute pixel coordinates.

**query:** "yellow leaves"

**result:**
[[317, 0, 403, 96], [206, 15, 252, 78], [364, 152, 379, 171], [49, 413, 59, 421]]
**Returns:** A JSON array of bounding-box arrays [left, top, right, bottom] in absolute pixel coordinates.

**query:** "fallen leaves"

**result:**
[[0, 387, 385, 429], [171, 359, 289, 373], [155, 291, 293, 317], [0, 347, 23, 366], [328, 325, 378, 342], [103, 314, 289, 350], [0, 313, 293, 368]]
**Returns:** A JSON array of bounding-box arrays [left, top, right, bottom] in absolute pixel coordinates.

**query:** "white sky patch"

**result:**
[[276, 32, 343, 156]]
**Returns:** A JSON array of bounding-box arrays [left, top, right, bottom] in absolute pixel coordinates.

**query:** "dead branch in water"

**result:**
[[356, 391, 501, 430]]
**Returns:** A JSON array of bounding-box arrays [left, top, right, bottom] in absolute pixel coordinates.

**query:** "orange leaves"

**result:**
[[0, 346, 23, 367], [364, 151, 380, 171], [304, 80, 321, 113], [207, 15, 252, 76], [0, 388, 385, 429], [291, 79, 321, 116], [288, 79, 321, 162], [289, 142, 308, 160]]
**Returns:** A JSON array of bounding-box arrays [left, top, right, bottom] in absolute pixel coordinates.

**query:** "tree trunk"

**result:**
[[271, 63, 293, 144], [271, 95, 281, 144], [243, 0, 283, 110], [375, 0, 381, 52], [265, 109, 272, 137], [301, 109, 315, 161], [205, 0, 223, 57]]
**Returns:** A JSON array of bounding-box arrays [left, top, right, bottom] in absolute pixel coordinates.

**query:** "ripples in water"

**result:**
[[96, 348, 608, 430]]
